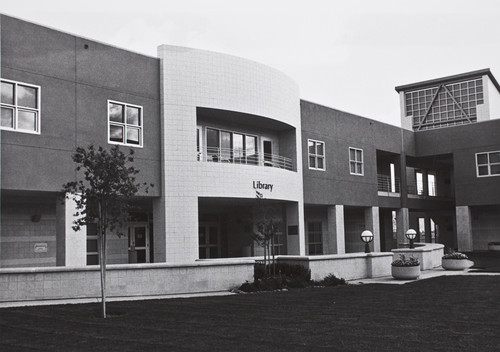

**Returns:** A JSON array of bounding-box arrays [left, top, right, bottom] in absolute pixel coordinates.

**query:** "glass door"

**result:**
[[128, 224, 149, 263], [199, 223, 221, 259]]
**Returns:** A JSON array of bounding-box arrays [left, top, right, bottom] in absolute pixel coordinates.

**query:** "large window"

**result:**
[[349, 147, 364, 176], [405, 78, 484, 130], [205, 127, 258, 164], [476, 151, 500, 177], [307, 221, 323, 255], [1, 79, 40, 134], [308, 139, 325, 170], [108, 100, 143, 147]]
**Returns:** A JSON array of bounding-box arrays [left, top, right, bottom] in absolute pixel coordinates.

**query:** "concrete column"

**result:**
[[456, 206, 473, 251], [152, 198, 167, 262], [364, 206, 381, 252], [327, 205, 345, 254], [55, 194, 86, 267], [396, 208, 410, 247], [286, 202, 304, 255]]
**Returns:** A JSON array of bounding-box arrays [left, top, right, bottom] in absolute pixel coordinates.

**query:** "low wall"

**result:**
[[0, 259, 254, 303], [392, 243, 444, 270], [277, 252, 394, 281]]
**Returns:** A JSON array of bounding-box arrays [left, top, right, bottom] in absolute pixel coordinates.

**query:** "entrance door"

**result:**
[[128, 224, 149, 263], [199, 223, 221, 259]]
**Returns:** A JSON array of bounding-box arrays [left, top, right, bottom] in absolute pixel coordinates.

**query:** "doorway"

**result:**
[[199, 223, 221, 259], [128, 224, 149, 263]]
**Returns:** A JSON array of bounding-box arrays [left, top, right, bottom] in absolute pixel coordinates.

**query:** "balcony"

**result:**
[[198, 147, 293, 171], [377, 175, 400, 196]]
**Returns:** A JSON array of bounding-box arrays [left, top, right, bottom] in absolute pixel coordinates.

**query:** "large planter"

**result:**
[[391, 265, 420, 280], [441, 259, 473, 270]]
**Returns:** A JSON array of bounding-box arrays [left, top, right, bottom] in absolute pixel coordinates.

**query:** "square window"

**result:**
[[108, 101, 143, 147], [477, 151, 500, 177], [0, 79, 40, 134], [308, 139, 325, 170]]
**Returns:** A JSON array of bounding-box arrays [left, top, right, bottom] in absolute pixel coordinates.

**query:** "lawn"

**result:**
[[0, 275, 499, 351]]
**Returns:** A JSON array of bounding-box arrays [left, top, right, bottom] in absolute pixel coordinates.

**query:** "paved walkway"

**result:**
[[351, 267, 500, 285]]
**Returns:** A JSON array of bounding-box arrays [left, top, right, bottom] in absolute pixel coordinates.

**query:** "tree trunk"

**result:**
[[271, 234, 275, 276]]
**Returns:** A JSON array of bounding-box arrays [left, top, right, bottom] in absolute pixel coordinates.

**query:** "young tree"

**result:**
[[62, 145, 151, 318], [252, 191, 282, 276]]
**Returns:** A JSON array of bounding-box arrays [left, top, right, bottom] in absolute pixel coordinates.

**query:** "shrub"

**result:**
[[315, 274, 346, 287], [391, 254, 420, 267], [442, 252, 469, 260]]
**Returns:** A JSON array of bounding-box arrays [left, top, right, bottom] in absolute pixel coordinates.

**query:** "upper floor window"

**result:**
[[1, 79, 41, 134], [108, 100, 143, 147], [349, 147, 364, 176], [476, 151, 500, 177], [308, 139, 325, 170]]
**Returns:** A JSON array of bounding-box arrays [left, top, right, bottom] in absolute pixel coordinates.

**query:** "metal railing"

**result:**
[[198, 146, 293, 171], [377, 175, 400, 193]]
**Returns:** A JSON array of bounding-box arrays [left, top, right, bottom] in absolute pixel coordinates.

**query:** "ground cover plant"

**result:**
[[0, 275, 499, 351]]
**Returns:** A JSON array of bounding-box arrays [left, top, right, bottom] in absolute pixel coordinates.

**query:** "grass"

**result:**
[[0, 275, 499, 351]]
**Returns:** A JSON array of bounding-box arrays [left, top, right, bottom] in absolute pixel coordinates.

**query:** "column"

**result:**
[[152, 198, 167, 262], [327, 205, 345, 254], [55, 193, 86, 267], [456, 206, 473, 251], [396, 208, 410, 247], [364, 206, 381, 252], [286, 202, 304, 255]]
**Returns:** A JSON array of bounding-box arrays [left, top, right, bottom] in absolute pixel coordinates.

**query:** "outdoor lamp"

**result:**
[[360, 230, 374, 253], [406, 229, 417, 249]]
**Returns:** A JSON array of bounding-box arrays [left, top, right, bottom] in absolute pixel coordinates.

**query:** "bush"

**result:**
[[442, 252, 469, 260], [391, 254, 420, 267], [314, 274, 346, 287]]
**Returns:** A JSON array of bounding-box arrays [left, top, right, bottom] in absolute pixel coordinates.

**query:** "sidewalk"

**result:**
[[351, 267, 500, 285]]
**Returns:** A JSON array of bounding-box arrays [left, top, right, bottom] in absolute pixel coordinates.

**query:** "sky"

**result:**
[[3, 0, 500, 127]]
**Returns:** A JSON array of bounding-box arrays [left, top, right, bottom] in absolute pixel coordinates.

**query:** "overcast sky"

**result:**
[[3, 0, 500, 126]]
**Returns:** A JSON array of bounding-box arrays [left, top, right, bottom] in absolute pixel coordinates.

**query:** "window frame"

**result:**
[[308, 139, 326, 171], [476, 151, 500, 177], [349, 147, 364, 176], [107, 99, 144, 148], [0, 78, 41, 134], [307, 221, 323, 255]]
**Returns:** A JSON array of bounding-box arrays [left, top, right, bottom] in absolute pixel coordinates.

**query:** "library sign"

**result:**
[[253, 180, 274, 192]]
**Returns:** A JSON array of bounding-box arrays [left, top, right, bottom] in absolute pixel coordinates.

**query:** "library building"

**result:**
[[1, 14, 499, 304]]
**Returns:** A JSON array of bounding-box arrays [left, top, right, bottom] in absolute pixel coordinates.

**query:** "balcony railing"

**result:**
[[198, 146, 293, 171], [377, 175, 400, 193]]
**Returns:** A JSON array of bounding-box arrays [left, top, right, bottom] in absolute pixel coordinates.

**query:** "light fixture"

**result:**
[[360, 230, 374, 253], [405, 229, 417, 249]]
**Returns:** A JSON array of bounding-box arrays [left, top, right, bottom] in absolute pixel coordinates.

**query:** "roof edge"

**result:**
[[395, 69, 500, 94]]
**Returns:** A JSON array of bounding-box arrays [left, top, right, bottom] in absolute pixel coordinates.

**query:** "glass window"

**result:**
[[349, 147, 364, 176], [0, 79, 40, 133], [308, 139, 325, 170], [108, 100, 143, 147], [307, 221, 323, 255], [477, 151, 500, 177]]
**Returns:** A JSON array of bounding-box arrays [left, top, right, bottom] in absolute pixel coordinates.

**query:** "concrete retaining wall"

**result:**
[[277, 252, 394, 281], [392, 243, 444, 270], [0, 259, 254, 303]]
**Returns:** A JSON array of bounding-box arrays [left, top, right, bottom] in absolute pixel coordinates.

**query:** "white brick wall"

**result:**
[[157, 45, 304, 262]]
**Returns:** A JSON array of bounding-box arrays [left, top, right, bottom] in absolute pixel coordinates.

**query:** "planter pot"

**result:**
[[441, 259, 473, 270], [391, 265, 420, 280], [488, 243, 500, 252]]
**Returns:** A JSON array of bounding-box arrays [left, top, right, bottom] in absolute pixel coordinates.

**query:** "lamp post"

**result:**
[[360, 230, 374, 253], [406, 229, 417, 249]]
